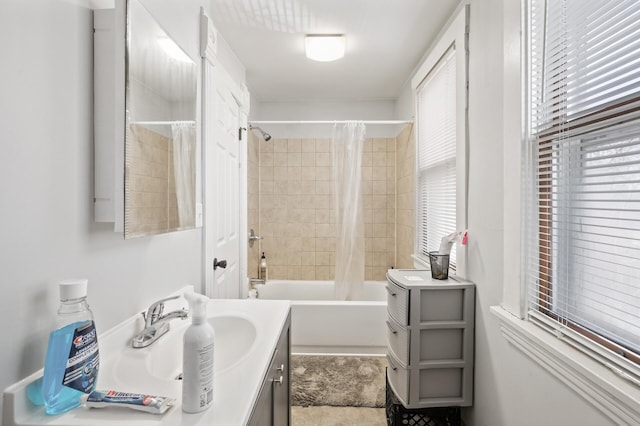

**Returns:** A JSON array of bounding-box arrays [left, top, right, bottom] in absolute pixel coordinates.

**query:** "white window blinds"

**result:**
[[416, 47, 457, 266], [525, 0, 640, 372]]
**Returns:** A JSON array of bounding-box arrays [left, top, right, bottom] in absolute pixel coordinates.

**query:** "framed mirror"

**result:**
[[124, 0, 198, 239]]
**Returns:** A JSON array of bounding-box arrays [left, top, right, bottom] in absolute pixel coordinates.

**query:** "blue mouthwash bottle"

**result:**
[[41, 279, 99, 415]]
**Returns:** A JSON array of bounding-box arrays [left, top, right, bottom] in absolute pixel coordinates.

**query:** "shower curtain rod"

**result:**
[[130, 120, 196, 125], [248, 120, 413, 125]]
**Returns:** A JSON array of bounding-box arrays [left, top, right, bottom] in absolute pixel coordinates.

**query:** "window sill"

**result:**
[[491, 305, 640, 425], [411, 254, 429, 269]]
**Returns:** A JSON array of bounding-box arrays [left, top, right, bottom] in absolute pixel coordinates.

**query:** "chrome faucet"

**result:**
[[249, 278, 265, 286], [249, 278, 266, 291], [131, 295, 188, 348]]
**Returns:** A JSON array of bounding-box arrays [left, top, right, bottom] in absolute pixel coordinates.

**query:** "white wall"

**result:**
[[0, 0, 221, 417], [394, 84, 413, 125]]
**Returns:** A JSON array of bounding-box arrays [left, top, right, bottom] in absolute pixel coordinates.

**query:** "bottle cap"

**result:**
[[184, 289, 210, 324], [59, 279, 88, 301]]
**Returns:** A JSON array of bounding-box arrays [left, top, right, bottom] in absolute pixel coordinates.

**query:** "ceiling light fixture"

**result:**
[[305, 34, 346, 62]]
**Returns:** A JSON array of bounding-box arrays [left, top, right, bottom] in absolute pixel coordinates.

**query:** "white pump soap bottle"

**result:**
[[182, 290, 215, 413]]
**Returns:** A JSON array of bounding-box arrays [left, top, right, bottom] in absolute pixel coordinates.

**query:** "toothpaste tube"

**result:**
[[80, 390, 175, 414]]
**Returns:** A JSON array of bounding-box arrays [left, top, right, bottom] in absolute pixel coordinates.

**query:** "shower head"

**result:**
[[249, 125, 272, 141]]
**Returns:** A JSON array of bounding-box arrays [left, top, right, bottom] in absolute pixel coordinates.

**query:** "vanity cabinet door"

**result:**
[[247, 382, 272, 426], [248, 312, 291, 425], [272, 324, 290, 425]]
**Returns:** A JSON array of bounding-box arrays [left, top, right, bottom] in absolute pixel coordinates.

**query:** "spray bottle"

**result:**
[[182, 290, 214, 413]]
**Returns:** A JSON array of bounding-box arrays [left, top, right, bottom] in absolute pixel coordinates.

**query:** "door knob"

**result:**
[[213, 258, 227, 270]]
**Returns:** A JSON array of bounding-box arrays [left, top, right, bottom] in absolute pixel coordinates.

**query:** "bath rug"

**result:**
[[291, 355, 387, 408]]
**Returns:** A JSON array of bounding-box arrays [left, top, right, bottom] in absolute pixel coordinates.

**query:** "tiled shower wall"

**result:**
[[126, 125, 179, 237], [395, 124, 415, 269], [247, 124, 414, 281]]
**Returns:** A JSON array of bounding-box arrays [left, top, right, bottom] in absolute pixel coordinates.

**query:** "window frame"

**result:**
[[524, 0, 640, 380], [411, 5, 469, 278]]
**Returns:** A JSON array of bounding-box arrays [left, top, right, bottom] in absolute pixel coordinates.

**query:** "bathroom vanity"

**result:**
[[385, 269, 475, 409], [2, 290, 291, 425]]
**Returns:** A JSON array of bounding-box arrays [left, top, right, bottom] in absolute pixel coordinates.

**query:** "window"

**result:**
[[525, 0, 640, 376], [411, 5, 468, 276], [416, 48, 458, 268]]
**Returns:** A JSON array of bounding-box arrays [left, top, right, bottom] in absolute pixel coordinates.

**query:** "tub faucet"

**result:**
[[131, 295, 188, 348], [249, 278, 265, 289]]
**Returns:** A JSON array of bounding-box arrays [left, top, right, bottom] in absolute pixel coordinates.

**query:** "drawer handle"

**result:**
[[385, 286, 397, 297], [385, 320, 397, 334], [274, 375, 284, 385], [387, 357, 398, 371]]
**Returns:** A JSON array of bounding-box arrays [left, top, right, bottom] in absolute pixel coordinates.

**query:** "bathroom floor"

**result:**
[[292, 406, 386, 425]]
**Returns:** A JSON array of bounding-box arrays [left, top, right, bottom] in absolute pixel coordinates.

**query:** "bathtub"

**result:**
[[256, 280, 388, 355]]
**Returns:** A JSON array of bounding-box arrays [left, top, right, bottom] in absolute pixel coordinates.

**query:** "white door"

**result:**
[[203, 58, 241, 299]]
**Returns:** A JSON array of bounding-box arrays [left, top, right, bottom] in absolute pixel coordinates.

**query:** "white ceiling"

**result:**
[[208, 0, 460, 102]]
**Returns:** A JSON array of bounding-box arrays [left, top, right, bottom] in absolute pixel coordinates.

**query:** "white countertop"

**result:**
[[3, 293, 291, 426]]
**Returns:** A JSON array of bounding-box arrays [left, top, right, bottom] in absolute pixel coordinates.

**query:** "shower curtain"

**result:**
[[332, 121, 366, 300], [171, 121, 196, 228]]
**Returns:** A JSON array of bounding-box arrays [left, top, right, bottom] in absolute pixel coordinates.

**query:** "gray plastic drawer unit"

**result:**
[[385, 269, 475, 409]]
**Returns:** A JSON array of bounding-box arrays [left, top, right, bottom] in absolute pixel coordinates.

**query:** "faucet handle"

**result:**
[[145, 295, 181, 326]]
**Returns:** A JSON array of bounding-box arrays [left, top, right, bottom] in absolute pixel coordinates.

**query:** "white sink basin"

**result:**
[[146, 315, 257, 380], [110, 314, 257, 387]]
